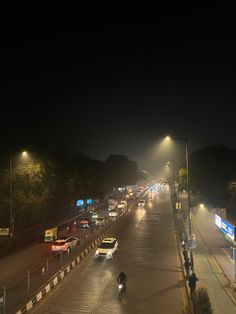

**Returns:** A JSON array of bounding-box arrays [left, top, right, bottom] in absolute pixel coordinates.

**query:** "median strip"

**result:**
[[15, 224, 114, 313]]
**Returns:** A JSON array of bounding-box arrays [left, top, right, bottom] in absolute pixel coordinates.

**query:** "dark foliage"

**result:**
[[0, 151, 139, 230]]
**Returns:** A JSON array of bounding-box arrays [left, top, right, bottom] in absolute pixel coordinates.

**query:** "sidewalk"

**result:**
[[180, 194, 236, 313]]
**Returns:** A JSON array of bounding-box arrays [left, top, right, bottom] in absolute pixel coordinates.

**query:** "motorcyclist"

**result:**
[[117, 271, 127, 292]]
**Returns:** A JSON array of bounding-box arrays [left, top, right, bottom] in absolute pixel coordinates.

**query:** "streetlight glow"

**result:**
[[9, 150, 31, 237]]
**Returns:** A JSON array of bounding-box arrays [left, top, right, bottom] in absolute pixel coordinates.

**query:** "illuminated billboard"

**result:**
[[215, 214, 236, 241], [215, 214, 221, 229], [76, 199, 84, 207]]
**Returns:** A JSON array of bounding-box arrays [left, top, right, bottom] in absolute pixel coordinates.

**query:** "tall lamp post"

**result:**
[[9, 151, 28, 237], [9, 156, 13, 237], [165, 136, 193, 269]]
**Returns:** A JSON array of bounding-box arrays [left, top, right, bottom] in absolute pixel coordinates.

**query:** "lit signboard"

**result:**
[[221, 218, 235, 241], [76, 199, 84, 207], [86, 199, 93, 205], [215, 214, 221, 229], [215, 214, 235, 241]]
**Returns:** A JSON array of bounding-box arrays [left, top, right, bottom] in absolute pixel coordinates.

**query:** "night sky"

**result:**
[[1, 10, 235, 170]]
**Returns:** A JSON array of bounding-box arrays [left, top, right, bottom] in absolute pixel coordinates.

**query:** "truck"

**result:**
[[44, 227, 58, 242]]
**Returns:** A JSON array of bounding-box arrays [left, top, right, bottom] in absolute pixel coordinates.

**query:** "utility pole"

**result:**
[[9, 156, 13, 237]]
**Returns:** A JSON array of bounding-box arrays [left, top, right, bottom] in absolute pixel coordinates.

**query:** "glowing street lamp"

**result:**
[[9, 151, 29, 237], [164, 135, 194, 268]]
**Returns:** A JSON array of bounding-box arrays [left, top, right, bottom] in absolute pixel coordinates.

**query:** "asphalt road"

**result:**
[[0, 203, 125, 313], [32, 188, 189, 314]]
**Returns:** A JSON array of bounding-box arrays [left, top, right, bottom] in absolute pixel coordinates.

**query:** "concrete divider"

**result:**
[[15, 224, 113, 313]]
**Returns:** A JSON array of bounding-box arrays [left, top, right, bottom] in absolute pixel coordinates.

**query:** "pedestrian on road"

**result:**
[[183, 247, 188, 261], [184, 258, 191, 279], [188, 272, 198, 297]]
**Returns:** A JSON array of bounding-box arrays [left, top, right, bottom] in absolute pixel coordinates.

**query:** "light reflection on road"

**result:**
[[135, 207, 146, 228]]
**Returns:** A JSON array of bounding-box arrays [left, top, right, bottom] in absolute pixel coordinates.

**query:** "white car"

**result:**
[[95, 217, 106, 226], [138, 200, 145, 207], [94, 237, 118, 259], [109, 210, 118, 217], [117, 200, 127, 209], [51, 236, 79, 254]]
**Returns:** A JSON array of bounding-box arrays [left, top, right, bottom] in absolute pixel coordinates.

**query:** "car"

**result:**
[[117, 200, 127, 209], [94, 237, 118, 259], [95, 217, 106, 226], [108, 210, 118, 218], [80, 217, 94, 228], [138, 199, 145, 207], [51, 236, 79, 254]]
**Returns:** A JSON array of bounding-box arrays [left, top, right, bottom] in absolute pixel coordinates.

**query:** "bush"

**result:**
[[192, 288, 213, 314]]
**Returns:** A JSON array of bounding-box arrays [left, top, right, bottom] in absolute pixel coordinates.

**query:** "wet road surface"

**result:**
[[33, 190, 188, 314]]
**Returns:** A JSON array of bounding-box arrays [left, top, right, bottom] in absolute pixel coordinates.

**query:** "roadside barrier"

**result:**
[[3, 196, 140, 314]]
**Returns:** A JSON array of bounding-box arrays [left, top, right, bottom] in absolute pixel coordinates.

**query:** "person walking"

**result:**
[[184, 258, 191, 279], [188, 272, 198, 297], [183, 247, 188, 261]]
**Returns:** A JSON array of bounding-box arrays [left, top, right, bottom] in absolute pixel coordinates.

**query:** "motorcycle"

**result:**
[[118, 282, 125, 299]]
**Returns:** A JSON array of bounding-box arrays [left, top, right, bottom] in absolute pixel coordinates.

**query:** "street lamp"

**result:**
[[9, 151, 29, 237], [165, 136, 194, 268]]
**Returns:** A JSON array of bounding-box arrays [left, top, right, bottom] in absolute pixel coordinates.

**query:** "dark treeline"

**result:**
[[177, 145, 236, 210], [0, 151, 139, 231]]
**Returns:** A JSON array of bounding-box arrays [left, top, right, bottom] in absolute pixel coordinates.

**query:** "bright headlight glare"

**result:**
[[107, 250, 112, 257], [95, 250, 99, 255]]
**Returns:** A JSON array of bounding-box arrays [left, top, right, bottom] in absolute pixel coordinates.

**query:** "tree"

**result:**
[[192, 288, 213, 313], [13, 157, 56, 229], [105, 155, 139, 191], [228, 178, 236, 203], [182, 145, 236, 206], [177, 167, 187, 191]]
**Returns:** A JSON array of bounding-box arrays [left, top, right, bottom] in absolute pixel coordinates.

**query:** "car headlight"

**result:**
[[106, 250, 112, 258], [95, 250, 99, 256]]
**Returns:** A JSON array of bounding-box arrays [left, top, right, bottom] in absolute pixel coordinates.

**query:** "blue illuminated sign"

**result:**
[[221, 218, 235, 241], [76, 199, 84, 207], [215, 215, 236, 241], [86, 199, 93, 205]]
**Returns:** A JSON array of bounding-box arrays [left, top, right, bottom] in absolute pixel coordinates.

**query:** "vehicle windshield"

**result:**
[[99, 242, 114, 249]]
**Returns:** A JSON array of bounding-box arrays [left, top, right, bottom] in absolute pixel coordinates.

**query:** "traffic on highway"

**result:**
[[29, 182, 187, 314], [0, 184, 154, 313]]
